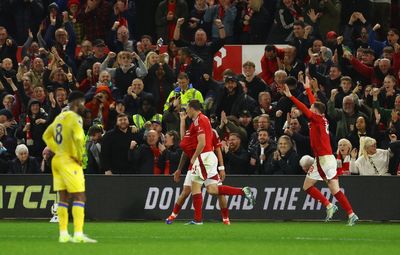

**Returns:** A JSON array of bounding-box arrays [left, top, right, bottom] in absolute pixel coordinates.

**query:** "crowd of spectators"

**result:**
[[0, 0, 399, 176]]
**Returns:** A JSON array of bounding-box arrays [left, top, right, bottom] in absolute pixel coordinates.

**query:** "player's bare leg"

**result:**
[[57, 190, 71, 243], [70, 192, 97, 243], [207, 183, 255, 205], [326, 179, 358, 225], [303, 177, 337, 221], [166, 185, 191, 224]]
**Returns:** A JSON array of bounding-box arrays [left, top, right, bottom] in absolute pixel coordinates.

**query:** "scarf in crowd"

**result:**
[[218, 4, 225, 19], [151, 146, 162, 175], [242, 6, 253, 32], [336, 153, 351, 175], [167, 0, 177, 40], [287, 5, 301, 20]]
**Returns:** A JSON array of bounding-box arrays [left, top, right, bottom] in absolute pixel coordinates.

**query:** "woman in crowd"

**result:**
[[144, 51, 175, 112], [336, 138, 355, 176], [350, 135, 399, 175], [100, 51, 147, 99], [265, 135, 302, 175], [158, 130, 182, 175], [347, 116, 372, 151]]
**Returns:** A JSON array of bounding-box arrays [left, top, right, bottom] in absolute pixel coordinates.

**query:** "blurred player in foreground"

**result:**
[[43, 91, 97, 243]]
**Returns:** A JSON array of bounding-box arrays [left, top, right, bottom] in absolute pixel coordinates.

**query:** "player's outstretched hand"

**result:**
[[282, 84, 292, 97]]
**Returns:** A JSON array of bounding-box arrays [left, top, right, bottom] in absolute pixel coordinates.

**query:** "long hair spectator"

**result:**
[[336, 138, 354, 176], [265, 134, 302, 175], [350, 136, 398, 175], [144, 51, 175, 112], [158, 130, 182, 176]]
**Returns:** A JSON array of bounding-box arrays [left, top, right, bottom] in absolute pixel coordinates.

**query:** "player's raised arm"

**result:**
[[304, 76, 316, 105], [282, 84, 313, 119], [179, 111, 187, 139]]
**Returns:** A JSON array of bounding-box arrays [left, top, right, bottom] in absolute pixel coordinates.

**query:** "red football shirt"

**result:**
[[190, 113, 213, 153], [290, 96, 332, 157], [211, 129, 222, 149], [180, 116, 218, 159]]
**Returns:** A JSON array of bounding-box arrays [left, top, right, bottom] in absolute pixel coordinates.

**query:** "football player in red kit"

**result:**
[[166, 111, 230, 224], [177, 100, 255, 225], [283, 80, 358, 226]]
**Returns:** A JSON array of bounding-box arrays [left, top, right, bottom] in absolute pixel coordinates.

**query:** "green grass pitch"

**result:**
[[1, 221, 400, 255]]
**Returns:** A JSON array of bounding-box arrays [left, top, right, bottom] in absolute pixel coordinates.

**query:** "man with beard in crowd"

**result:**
[[249, 128, 276, 174], [101, 113, 137, 174]]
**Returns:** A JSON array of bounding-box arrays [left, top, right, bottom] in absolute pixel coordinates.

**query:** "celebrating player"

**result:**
[[181, 100, 255, 225], [43, 91, 97, 243], [282, 80, 358, 226], [166, 111, 230, 225]]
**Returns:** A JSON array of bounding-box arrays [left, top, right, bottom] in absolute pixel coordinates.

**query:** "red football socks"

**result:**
[[221, 207, 229, 220], [334, 191, 354, 215], [305, 186, 330, 207], [172, 203, 181, 215], [218, 186, 244, 196], [192, 193, 203, 222]]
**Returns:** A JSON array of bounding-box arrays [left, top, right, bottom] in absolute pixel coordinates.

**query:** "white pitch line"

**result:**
[[0, 235, 394, 243]]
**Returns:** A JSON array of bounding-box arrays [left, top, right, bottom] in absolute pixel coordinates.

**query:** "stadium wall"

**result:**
[[1, 175, 399, 221]]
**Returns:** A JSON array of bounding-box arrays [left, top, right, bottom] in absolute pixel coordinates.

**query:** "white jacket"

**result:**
[[350, 149, 391, 175]]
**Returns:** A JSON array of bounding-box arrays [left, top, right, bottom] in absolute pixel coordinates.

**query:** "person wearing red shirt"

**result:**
[[166, 120, 231, 224], [283, 79, 358, 226], [259, 45, 285, 85], [179, 100, 255, 225]]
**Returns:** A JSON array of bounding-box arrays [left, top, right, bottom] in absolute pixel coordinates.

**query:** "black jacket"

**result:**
[[291, 131, 312, 158], [265, 149, 302, 175], [174, 38, 224, 82], [215, 83, 244, 116], [16, 99, 49, 158], [224, 146, 251, 175], [238, 75, 271, 102], [143, 63, 175, 111], [8, 157, 40, 174], [247, 6, 273, 43], [129, 143, 160, 174], [123, 91, 153, 116], [77, 55, 106, 82], [158, 145, 182, 174], [309, 62, 341, 99], [249, 142, 277, 174], [114, 67, 138, 98], [100, 127, 137, 174], [231, 93, 258, 118]]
